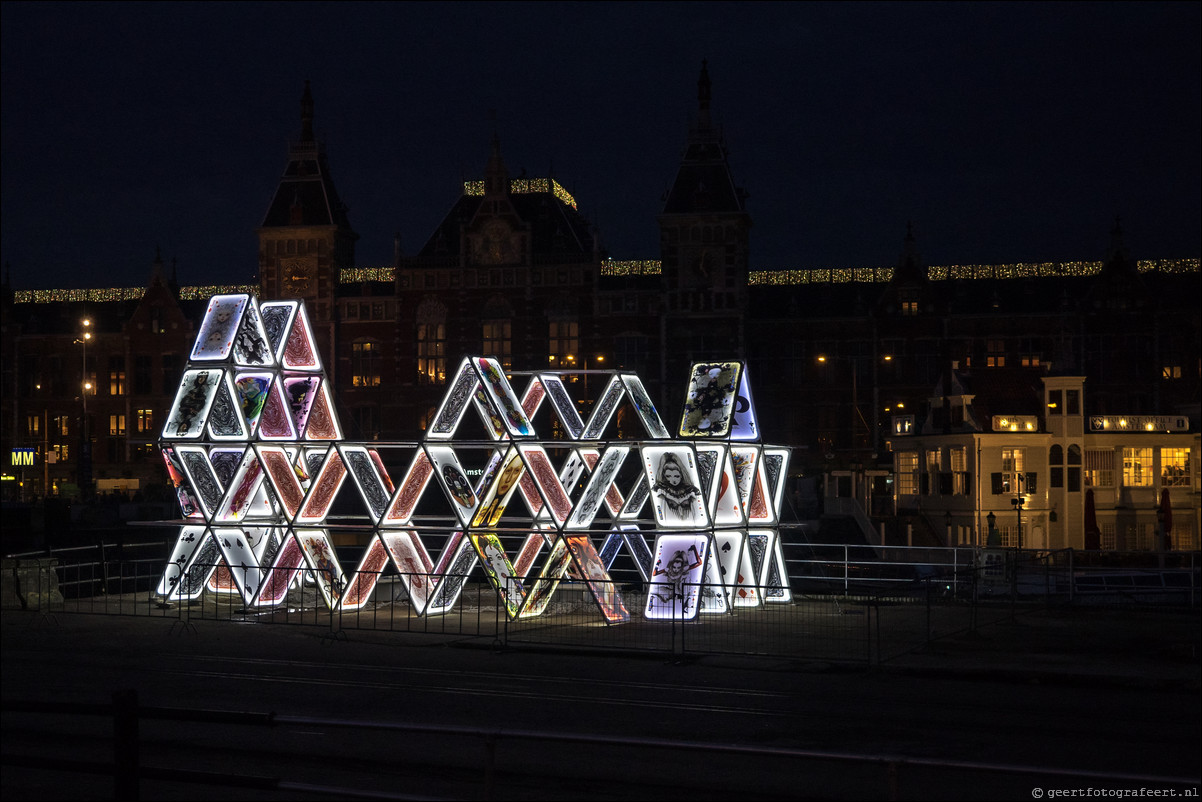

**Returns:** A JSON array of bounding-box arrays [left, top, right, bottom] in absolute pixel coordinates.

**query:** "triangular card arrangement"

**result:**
[[159, 298, 793, 625]]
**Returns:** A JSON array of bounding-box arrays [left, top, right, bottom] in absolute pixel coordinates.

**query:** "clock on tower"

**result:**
[[281, 257, 316, 297]]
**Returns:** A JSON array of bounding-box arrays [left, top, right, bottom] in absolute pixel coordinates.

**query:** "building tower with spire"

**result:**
[[257, 81, 359, 372], [656, 60, 752, 388]]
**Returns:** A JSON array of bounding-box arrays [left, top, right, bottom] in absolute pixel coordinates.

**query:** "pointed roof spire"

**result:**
[[662, 61, 746, 215], [894, 222, 925, 282], [150, 246, 165, 286], [260, 81, 356, 238], [484, 131, 509, 197], [300, 80, 315, 143], [1107, 216, 1130, 263]]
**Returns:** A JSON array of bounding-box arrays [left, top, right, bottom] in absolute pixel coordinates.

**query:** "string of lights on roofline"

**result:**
[[463, 177, 578, 210], [11, 258, 1199, 304]]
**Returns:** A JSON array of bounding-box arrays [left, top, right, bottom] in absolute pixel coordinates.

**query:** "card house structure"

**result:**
[[156, 296, 791, 624]]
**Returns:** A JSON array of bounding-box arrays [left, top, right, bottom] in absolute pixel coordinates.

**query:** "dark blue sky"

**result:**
[[2, 1, 1198, 289]]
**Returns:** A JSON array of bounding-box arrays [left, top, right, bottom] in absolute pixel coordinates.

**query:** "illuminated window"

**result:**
[[136, 409, 154, 433], [416, 298, 447, 386], [1122, 448, 1153, 487], [1084, 449, 1115, 488], [351, 341, 382, 387], [986, 340, 1006, 368], [53, 416, 70, 438], [992, 448, 1027, 495], [1162, 365, 1182, 380], [27, 414, 40, 436], [109, 414, 126, 436], [949, 447, 968, 495], [1161, 448, 1190, 487], [482, 319, 512, 369], [924, 449, 944, 496], [895, 451, 918, 496], [416, 325, 445, 385], [109, 356, 125, 396]]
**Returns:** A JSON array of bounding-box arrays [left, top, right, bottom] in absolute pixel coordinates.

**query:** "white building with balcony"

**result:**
[[889, 368, 1198, 552]]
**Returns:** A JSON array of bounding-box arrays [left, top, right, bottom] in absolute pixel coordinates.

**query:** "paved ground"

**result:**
[[6, 594, 1200, 689], [2, 602, 1199, 801]]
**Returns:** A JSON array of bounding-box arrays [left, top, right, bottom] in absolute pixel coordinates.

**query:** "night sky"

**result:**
[[2, 1, 1198, 290]]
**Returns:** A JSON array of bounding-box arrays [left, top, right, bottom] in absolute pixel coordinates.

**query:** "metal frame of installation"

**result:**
[[154, 294, 792, 624]]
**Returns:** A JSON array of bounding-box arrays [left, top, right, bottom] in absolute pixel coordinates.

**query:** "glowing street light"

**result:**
[[76, 317, 93, 498], [77, 318, 92, 416]]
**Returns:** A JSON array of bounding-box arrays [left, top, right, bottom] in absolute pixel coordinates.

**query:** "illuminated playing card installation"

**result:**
[[157, 297, 791, 622]]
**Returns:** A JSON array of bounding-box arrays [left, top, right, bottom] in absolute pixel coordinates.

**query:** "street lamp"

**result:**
[[77, 318, 92, 419], [985, 510, 999, 546], [564, 353, 604, 408], [76, 318, 92, 499], [1010, 495, 1025, 550]]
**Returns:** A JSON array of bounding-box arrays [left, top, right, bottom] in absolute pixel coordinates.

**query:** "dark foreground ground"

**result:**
[[2, 603, 1199, 800]]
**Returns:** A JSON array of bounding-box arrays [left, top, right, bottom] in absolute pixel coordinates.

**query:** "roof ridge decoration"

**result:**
[[156, 296, 791, 625]]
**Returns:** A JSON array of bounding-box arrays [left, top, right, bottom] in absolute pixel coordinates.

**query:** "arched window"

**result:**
[[1067, 444, 1082, 492], [1050, 444, 1064, 488]]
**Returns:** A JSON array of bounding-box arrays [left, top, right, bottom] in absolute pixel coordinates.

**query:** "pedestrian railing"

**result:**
[[4, 538, 1198, 664]]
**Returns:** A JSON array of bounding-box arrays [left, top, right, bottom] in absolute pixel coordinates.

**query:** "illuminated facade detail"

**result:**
[[992, 415, 1039, 432], [13, 259, 1198, 306], [156, 297, 790, 623], [463, 177, 578, 210], [1089, 415, 1190, 432]]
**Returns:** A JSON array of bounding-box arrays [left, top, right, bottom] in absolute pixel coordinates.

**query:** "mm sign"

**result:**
[[11, 448, 36, 467]]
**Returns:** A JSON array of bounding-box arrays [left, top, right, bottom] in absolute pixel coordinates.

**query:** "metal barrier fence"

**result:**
[[4, 534, 1199, 665]]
